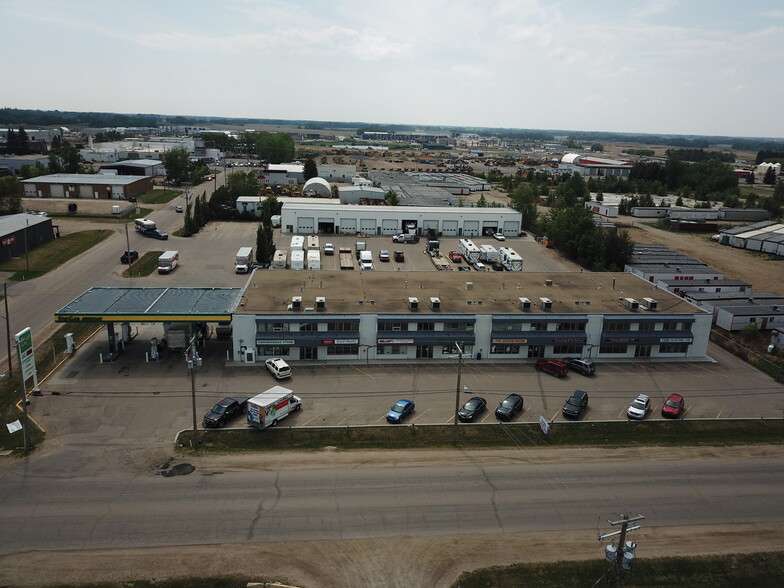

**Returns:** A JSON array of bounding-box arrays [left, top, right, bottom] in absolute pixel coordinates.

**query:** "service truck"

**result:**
[[246, 386, 302, 429], [157, 250, 179, 274], [234, 247, 253, 273]]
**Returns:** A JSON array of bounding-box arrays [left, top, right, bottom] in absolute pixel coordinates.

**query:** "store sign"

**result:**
[[660, 337, 692, 343], [377, 338, 414, 344], [606, 337, 640, 343], [322, 339, 359, 345], [15, 327, 36, 382], [492, 338, 528, 344], [256, 339, 295, 346], [1, 236, 15, 247]]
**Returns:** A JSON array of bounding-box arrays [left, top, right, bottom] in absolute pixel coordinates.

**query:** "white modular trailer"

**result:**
[[273, 250, 288, 269], [585, 201, 619, 218], [717, 208, 770, 222], [306, 249, 321, 270], [458, 239, 481, 263], [499, 246, 523, 271], [669, 208, 719, 220], [631, 207, 669, 218], [306, 235, 320, 251], [290, 249, 305, 270], [478, 244, 499, 263], [290, 235, 305, 251], [278, 202, 522, 236]]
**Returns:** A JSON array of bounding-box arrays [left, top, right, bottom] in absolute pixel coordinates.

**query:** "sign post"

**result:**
[[15, 327, 37, 454]]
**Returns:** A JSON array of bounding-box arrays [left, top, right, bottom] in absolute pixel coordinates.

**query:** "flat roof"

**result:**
[[240, 271, 701, 316], [55, 287, 243, 323], [21, 173, 150, 186], [101, 160, 162, 168], [0, 212, 51, 234], [281, 201, 519, 215]]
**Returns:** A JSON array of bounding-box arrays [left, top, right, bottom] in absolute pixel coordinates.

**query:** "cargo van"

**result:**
[[157, 251, 179, 274]]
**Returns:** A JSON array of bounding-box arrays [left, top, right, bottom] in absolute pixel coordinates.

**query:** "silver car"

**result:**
[[627, 394, 651, 420]]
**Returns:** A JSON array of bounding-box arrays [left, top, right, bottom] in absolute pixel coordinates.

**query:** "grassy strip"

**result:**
[[121, 251, 164, 278], [143, 189, 182, 205], [0, 322, 103, 453], [0, 230, 112, 280], [178, 419, 784, 453]]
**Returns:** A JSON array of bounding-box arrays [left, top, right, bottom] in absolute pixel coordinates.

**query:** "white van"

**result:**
[[265, 357, 292, 380], [473, 262, 487, 271]]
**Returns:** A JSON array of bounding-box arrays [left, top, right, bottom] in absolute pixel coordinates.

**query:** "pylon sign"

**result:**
[[15, 327, 37, 382]]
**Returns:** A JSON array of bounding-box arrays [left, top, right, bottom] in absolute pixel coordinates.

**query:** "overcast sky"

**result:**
[[2, 0, 782, 139]]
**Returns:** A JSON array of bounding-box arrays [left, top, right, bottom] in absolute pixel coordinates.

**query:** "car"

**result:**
[[627, 394, 651, 420], [379, 250, 390, 262], [458, 396, 487, 422], [448, 251, 462, 263], [662, 393, 685, 418], [563, 357, 596, 376], [394, 250, 405, 262], [710, 234, 721, 242], [324, 243, 335, 255], [175, 205, 183, 213], [491, 263, 504, 271], [473, 262, 487, 271], [495, 394, 524, 421], [203, 395, 249, 428], [120, 250, 139, 264], [562, 390, 589, 419], [149, 229, 169, 240], [535, 358, 569, 378], [493, 232, 506, 241], [386, 399, 415, 423], [127, 197, 137, 203], [265, 357, 292, 380], [457, 265, 471, 271]]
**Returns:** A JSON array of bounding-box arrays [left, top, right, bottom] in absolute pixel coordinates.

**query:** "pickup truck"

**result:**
[[203, 395, 250, 428]]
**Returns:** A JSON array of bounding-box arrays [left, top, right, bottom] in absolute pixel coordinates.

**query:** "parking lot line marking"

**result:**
[[301, 411, 329, 426], [351, 366, 374, 378], [550, 410, 560, 422], [337, 411, 357, 425], [716, 407, 724, 418], [618, 407, 627, 419], [444, 415, 457, 424], [411, 408, 430, 422]]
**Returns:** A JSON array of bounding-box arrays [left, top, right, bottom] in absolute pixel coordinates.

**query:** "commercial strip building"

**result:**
[[21, 173, 153, 200], [229, 271, 711, 365]]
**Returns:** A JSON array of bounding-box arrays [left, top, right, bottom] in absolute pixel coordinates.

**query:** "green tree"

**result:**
[[385, 189, 399, 206], [260, 195, 282, 225], [0, 176, 23, 214], [675, 196, 684, 206], [162, 147, 192, 186], [17, 127, 30, 155], [58, 143, 83, 173], [745, 171, 756, 184], [508, 183, 538, 227], [189, 162, 210, 186], [182, 201, 198, 237], [476, 194, 488, 207], [590, 143, 604, 152], [763, 166, 777, 185], [227, 170, 261, 197], [256, 221, 275, 264], [253, 132, 295, 164], [5, 127, 19, 154], [303, 158, 318, 181]]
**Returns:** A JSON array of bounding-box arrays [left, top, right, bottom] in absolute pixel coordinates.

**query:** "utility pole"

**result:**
[[597, 513, 644, 586], [4, 282, 12, 376], [186, 328, 201, 448], [452, 342, 463, 445]]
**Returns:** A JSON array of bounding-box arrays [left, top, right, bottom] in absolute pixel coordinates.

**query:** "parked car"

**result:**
[[493, 232, 506, 241], [394, 250, 405, 262], [149, 229, 169, 240], [564, 357, 596, 376], [324, 243, 335, 255], [458, 396, 487, 422], [473, 262, 487, 271], [265, 357, 292, 380], [203, 395, 249, 428], [495, 394, 524, 421], [562, 390, 589, 419], [491, 263, 504, 271], [662, 393, 685, 418], [379, 250, 390, 262], [535, 358, 569, 378], [457, 265, 471, 271], [120, 250, 139, 264], [627, 394, 651, 420], [386, 399, 415, 423], [175, 205, 183, 213]]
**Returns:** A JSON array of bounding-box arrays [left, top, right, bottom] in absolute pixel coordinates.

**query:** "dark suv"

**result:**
[[120, 250, 139, 264], [562, 390, 589, 419], [535, 358, 569, 378], [564, 357, 596, 376]]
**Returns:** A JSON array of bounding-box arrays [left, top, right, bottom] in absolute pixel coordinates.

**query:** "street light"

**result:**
[[2, 282, 12, 376], [452, 342, 464, 445]]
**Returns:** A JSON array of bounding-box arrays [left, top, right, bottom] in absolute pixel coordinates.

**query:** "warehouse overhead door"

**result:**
[[360, 218, 376, 235], [503, 220, 520, 234], [441, 220, 459, 236], [79, 185, 92, 198], [340, 218, 357, 234], [381, 219, 398, 234], [297, 217, 315, 234], [462, 220, 480, 236], [49, 184, 64, 197], [423, 220, 439, 234]]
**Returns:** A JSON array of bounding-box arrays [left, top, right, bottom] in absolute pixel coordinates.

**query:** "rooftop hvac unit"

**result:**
[[291, 296, 302, 310], [519, 297, 532, 311], [642, 297, 658, 311], [430, 297, 441, 311], [623, 297, 639, 311], [315, 296, 326, 310], [408, 297, 419, 311], [465, 282, 474, 290], [539, 297, 552, 311]]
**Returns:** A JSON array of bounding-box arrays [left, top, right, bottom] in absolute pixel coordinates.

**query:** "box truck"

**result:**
[[235, 247, 253, 273], [157, 250, 179, 274], [246, 386, 302, 429]]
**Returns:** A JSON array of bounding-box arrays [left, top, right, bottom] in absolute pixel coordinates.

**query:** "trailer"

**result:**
[[272, 250, 288, 269], [499, 246, 523, 272], [430, 252, 452, 271], [290, 249, 305, 270], [246, 385, 302, 429], [458, 238, 481, 263], [234, 246, 253, 274], [307, 249, 321, 270], [157, 250, 179, 274], [290, 235, 305, 251], [339, 247, 354, 270], [478, 244, 499, 263], [306, 235, 320, 251]]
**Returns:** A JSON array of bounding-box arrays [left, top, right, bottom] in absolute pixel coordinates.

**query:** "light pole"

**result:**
[[3, 282, 12, 376], [186, 330, 201, 447], [452, 342, 464, 445]]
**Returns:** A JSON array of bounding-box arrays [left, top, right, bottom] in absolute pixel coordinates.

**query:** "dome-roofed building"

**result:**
[[302, 177, 332, 197]]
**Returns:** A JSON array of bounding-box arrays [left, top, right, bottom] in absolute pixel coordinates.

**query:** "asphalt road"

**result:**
[[1, 446, 783, 556]]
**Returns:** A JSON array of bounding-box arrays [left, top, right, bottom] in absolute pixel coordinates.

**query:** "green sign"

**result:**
[[16, 327, 36, 382]]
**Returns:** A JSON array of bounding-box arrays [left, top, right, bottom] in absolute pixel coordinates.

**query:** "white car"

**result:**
[[627, 394, 651, 420], [493, 233, 506, 241], [379, 250, 390, 262], [265, 357, 291, 380], [175, 205, 183, 213], [324, 243, 335, 255]]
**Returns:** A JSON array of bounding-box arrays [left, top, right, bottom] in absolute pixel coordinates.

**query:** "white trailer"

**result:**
[[306, 235, 320, 251], [290, 235, 305, 251], [478, 244, 499, 263], [307, 249, 321, 270], [290, 249, 305, 270], [235, 246, 253, 273], [458, 239, 481, 263], [246, 385, 302, 429], [499, 246, 523, 272], [273, 250, 288, 269]]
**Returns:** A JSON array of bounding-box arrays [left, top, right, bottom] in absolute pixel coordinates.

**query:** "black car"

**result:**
[[203, 395, 249, 428], [458, 396, 487, 422], [562, 390, 589, 419], [495, 394, 524, 421], [491, 263, 505, 271], [120, 250, 139, 264], [564, 357, 596, 376], [150, 229, 169, 240]]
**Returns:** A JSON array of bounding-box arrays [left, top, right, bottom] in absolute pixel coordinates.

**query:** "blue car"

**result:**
[[386, 399, 415, 423]]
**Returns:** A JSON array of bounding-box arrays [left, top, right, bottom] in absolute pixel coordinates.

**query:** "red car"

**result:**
[[661, 393, 685, 418], [535, 358, 569, 378]]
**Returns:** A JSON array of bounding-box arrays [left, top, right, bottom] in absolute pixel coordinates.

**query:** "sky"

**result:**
[[2, 0, 783, 139]]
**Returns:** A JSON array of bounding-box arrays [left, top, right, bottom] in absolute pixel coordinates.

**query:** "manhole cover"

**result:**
[[161, 463, 195, 477]]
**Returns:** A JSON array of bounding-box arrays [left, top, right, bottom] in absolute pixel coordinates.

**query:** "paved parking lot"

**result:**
[[31, 327, 784, 447]]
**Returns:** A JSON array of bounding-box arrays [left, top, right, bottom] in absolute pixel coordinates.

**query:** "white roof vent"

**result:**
[[408, 297, 419, 311], [539, 297, 552, 311], [519, 297, 531, 311], [430, 297, 441, 311], [642, 297, 657, 311], [315, 296, 326, 310], [291, 296, 302, 310], [623, 297, 639, 311]]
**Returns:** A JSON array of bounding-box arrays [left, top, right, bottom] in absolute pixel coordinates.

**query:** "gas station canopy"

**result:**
[[55, 287, 243, 323]]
